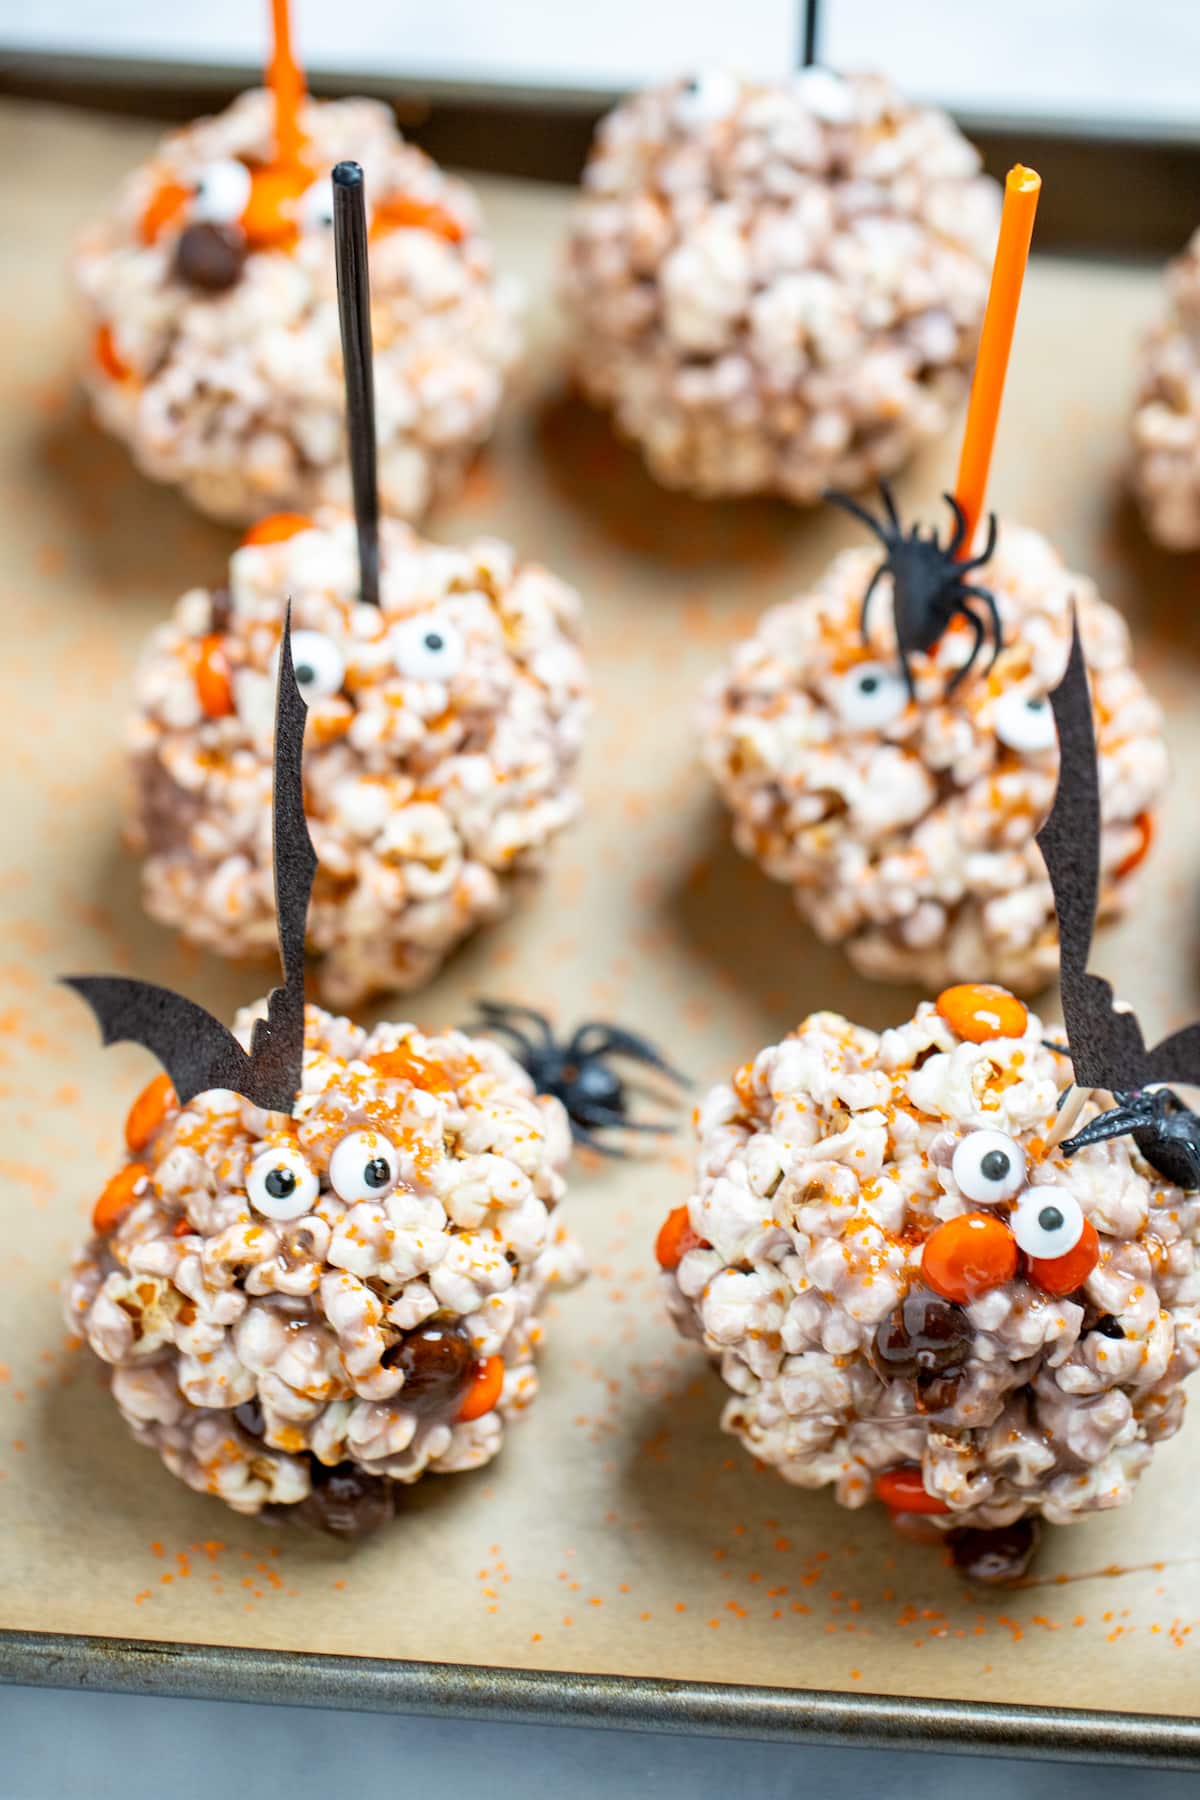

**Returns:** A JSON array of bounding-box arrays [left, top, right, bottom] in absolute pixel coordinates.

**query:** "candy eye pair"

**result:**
[[189, 160, 332, 233], [246, 1129, 401, 1220], [831, 664, 1057, 751], [950, 1128, 1089, 1262], [276, 614, 467, 704]]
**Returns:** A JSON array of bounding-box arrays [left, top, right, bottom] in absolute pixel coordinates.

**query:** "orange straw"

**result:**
[[267, 0, 306, 168], [953, 164, 1041, 556]]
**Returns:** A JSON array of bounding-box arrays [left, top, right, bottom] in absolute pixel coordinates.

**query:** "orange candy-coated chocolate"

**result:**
[[936, 983, 1028, 1044], [922, 1212, 1018, 1303], [457, 1354, 505, 1421], [1026, 1217, 1100, 1296], [93, 323, 130, 383], [124, 1073, 177, 1152], [240, 163, 309, 251], [655, 1205, 703, 1270], [874, 1465, 949, 1515], [139, 178, 191, 245], [93, 1162, 149, 1234], [194, 634, 235, 719], [241, 512, 314, 547], [371, 194, 464, 244]]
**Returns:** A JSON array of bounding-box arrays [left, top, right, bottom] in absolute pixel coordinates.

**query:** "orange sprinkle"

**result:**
[[92, 1163, 148, 1234], [92, 323, 131, 383], [125, 1073, 177, 1152], [936, 983, 1028, 1043], [1115, 811, 1154, 881], [1026, 1218, 1100, 1297], [242, 511, 314, 548], [654, 1205, 702, 1270], [922, 1212, 1018, 1303], [371, 194, 464, 244], [139, 178, 191, 245], [193, 634, 235, 719], [457, 1355, 504, 1422]]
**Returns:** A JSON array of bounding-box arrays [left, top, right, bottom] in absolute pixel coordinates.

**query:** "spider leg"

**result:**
[[473, 1000, 557, 1047], [466, 1016, 541, 1066], [944, 606, 986, 695], [858, 561, 887, 646], [823, 488, 892, 548], [898, 641, 918, 702], [956, 511, 998, 573], [941, 492, 968, 558], [565, 1022, 690, 1087], [569, 1122, 630, 1159], [958, 584, 1004, 670], [569, 1104, 677, 1135], [878, 479, 901, 531]]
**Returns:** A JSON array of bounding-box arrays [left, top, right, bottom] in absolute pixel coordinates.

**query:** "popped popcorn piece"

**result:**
[[1131, 227, 1200, 549]]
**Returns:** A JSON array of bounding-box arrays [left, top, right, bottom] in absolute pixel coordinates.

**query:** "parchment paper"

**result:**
[[2, 98, 1199, 1716]]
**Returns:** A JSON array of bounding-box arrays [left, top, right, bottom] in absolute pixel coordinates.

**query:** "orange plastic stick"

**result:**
[[267, 0, 306, 168], [953, 164, 1041, 555]]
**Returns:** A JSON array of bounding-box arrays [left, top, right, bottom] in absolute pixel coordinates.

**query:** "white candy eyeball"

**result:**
[[285, 630, 346, 701], [994, 688, 1056, 753], [673, 70, 741, 127], [328, 1130, 401, 1203], [192, 159, 252, 225], [833, 661, 909, 730], [246, 1145, 318, 1221], [298, 177, 335, 233], [951, 1129, 1027, 1204], [1011, 1186, 1085, 1259], [391, 612, 465, 682]]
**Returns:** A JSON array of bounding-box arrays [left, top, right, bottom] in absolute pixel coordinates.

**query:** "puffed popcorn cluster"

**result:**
[[1131, 227, 1200, 550]]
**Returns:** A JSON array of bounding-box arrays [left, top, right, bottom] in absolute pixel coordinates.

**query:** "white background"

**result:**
[[0, 0, 1198, 137]]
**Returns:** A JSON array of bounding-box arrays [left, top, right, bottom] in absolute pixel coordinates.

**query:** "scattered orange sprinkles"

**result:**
[[922, 1212, 1018, 1302], [936, 983, 1028, 1043], [124, 1073, 176, 1152], [457, 1355, 505, 1422], [241, 511, 314, 547], [92, 1162, 148, 1234], [193, 634, 235, 719]]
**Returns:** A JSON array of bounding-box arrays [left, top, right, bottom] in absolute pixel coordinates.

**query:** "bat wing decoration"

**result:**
[[64, 606, 316, 1115], [1038, 611, 1200, 1185]]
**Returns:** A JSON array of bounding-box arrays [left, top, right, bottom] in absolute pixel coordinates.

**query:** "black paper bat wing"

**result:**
[[1037, 610, 1155, 1094], [63, 606, 315, 1116]]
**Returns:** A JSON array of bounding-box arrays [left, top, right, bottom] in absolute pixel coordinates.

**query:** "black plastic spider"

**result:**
[[825, 481, 1002, 697], [466, 1001, 689, 1156]]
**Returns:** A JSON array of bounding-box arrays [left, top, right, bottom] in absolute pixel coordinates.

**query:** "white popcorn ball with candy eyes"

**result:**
[[1131, 226, 1200, 550], [66, 1006, 585, 1535], [562, 69, 1000, 502], [656, 985, 1200, 1582], [125, 510, 589, 1007], [75, 89, 519, 525], [699, 515, 1167, 992]]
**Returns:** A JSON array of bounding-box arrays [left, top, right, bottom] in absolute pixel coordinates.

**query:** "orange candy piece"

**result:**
[[241, 512, 314, 547], [936, 983, 1028, 1044], [92, 1163, 149, 1234], [875, 1465, 950, 1515], [922, 1212, 1018, 1303], [655, 1205, 702, 1271], [194, 634, 235, 719], [457, 1354, 505, 1421], [1114, 810, 1155, 881], [93, 323, 130, 383], [1026, 1217, 1100, 1296], [125, 1073, 177, 1152], [240, 163, 309, 251], [139, 178, 191, 245], [371, 194, 464, 244]]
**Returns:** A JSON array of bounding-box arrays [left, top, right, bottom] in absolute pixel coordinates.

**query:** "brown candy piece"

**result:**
[[948, 1517, 1041, 1586], [385, 1316, 475, 1416], [297, 1462, 393, 1539], [871, 1287, 970, 1382], [172, 222, 246, 293]]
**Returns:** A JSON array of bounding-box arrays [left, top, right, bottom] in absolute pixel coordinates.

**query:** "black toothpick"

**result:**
[[801, 0, 821, 67], [333, 160, 380, 609]]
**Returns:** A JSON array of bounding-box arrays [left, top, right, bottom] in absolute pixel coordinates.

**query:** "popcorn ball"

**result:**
[[562, 67, 1000, 501], [126, 510, 588, 1008], [700, 519, 1166, 991], [658, 986, 1200, 1569], [75, 89, 518, 524], [1131, 227, 1200, 550], [67, 1005, 585, 1532]]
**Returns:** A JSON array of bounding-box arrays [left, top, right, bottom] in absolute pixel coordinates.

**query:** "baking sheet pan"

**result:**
[[1, 98, 1199, 1757]]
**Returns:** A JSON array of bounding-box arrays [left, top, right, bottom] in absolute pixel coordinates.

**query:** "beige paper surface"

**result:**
[[2, 97, 1199, 1715]]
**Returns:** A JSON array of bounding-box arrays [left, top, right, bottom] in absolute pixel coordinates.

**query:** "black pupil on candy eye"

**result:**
[[859, 675, 880, 694], [363, 1157, 391, 1189], [1038, 1205, 1064, 1233], [423, 633, 444, 653], [265, 1167, 297, 1199], [1027, 699, 1045, 713], [296, 664, 316, 686], [980, 1149, 1011, 1182]]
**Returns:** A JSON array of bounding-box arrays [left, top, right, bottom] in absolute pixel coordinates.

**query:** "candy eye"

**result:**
[[328, 1130, 401, 1203], [1010, 1186, 1085, 1259], [951, 1129, 1027, 1203], [285, 630, 345, 701], [298, 177, 335, 233], [192, 159, 252, 225], [246, 1145, 318, 1220], [673, 70, 740, 127], [391, 613, 465, 682], [994, 688, 1056, 753], [833, 662, 909, 730]]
